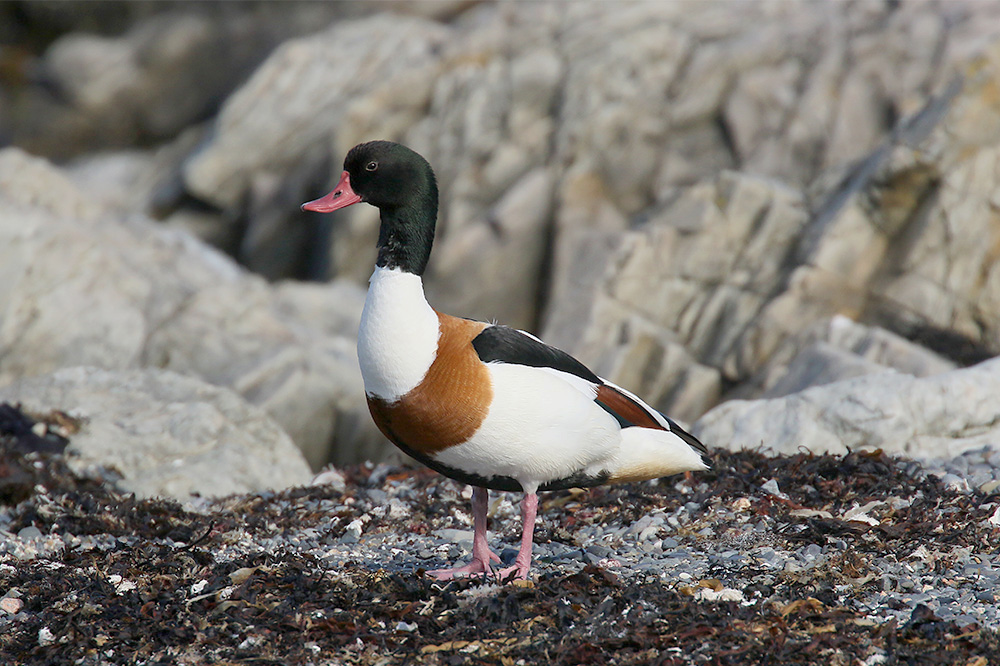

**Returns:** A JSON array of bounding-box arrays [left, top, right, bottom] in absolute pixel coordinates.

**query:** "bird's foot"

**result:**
[[496, 562, 531, 582], [426, 550, 502, 581]]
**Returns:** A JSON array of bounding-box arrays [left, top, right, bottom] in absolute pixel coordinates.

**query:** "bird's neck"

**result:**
[[375, 201, 436, 276]]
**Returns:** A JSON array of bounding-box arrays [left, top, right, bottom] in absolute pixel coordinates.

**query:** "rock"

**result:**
[[0, 596, 23, 615], [426, 167, 554, 325], [544, 170, 805, 421], [0, 147, 386, 468], [142, 279, 372, 469], [5, 1, 1000, 467], [182, 14, 449, 211], [11, 6, 349, 159], [310, 466, 347, 493], [161, 0, 1000, 342], [0, 367, 313, 500], [762, 343, 888, 399], [760, 315, 957, 398], [693, 356, 1000, 460], [63, 124, 210, 220], [546, 31, 1000, 421]]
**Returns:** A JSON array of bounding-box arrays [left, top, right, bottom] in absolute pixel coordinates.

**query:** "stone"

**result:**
[[545, 169, 807, 420], [760, 315, 957, 398], [0, 367, 312, 500], [545, 29, 1000, 425], [5, 1, 1000, 470], [0, 596, 23, 615], [426, 167, 554, 327], [20, 14, 249, 157], [182, 14, 449, 210], [140, 278, 369, 468], [0, 147, 386, 468], [694, 356, 1000, 460], [762, 343, 887, 399]]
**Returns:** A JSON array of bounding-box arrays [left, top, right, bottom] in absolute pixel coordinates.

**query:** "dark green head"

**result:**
[[302, 140, 439, 275]]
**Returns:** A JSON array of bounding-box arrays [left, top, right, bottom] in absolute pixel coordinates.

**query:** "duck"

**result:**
[[302, 141, 709, 581]]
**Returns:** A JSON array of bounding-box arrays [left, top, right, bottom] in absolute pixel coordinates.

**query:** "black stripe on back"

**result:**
[[471, 325, 600, 384]]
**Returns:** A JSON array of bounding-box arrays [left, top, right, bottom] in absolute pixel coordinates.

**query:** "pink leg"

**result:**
[[427, 486, 501, 580], [498, 493, 538, 581]]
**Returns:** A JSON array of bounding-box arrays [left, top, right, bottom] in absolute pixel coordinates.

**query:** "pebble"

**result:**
[[939, 474, 970, 493], [38, 626, 55, 646], [761, 479, 785, 498], [0, 596, 23, 614], [638, 526, 659, 541], [17, 527, 42, 540]]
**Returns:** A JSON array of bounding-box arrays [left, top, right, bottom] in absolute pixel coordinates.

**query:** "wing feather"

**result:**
[[471, 325, 600, 383], [470, 325, 708, 461]]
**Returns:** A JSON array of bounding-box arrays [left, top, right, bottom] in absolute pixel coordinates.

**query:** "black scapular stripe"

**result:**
[[471, 325, 600, 384]]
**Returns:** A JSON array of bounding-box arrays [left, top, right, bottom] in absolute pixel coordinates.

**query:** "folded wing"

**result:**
[[472, 325, 709, 468]]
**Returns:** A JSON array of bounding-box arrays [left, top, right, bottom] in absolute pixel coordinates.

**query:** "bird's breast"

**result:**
[[366, 313, 492, 455], [357, 267, 439, 401]]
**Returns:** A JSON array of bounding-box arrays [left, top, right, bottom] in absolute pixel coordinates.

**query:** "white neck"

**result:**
[[357, 266, 440, 402]]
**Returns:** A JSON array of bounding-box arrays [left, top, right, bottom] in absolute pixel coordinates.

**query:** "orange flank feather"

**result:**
[[367, 313, 491, 455]]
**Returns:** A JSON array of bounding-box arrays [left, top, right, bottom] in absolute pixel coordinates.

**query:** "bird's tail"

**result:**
[[608, 424, 709, 484]]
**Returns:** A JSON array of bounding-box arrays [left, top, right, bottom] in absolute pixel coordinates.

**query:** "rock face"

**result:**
[[546, 37, 1000, 425], [759, 315, 956, 399], [0, 148, 385, 470], [694, 356, 1000, 460], [169, 1, 1000, 330], [2, 1, 1000, 472], [0, 367, 313, 500], [5, 4, 353, 159]]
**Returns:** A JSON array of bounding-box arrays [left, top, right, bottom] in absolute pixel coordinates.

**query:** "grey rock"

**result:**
[[939, 474, 972, 493], [763, 343, 886, 399], [543, 21, 1000, 423], [695, 356, 1000, 460], [760, 316, 957, 399], [6, 0, 1000, 476], [17, 527, 43, 540], [182, 14, 449, 210], [0, 147, 386, 468], [426, 167, 554, 327], [20, 7, 344, 159], [0, 366, 312, 500]]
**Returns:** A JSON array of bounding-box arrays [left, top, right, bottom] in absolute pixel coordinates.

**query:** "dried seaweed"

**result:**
[[0, 404, 997, 665]]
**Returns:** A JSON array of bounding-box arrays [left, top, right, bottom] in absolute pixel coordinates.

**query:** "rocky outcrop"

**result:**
[[694, 356, 1000, 460], [2, 1, 999, 475], [0, 367, 313, 499], [0, 148, 385, 469], [3, 4, 359, 159], [168, 1, 1000, 328], [552, 38, 1000, 424], [758, 315, 956, 399]]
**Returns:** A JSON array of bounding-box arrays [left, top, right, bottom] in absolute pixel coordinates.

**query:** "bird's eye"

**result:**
[[366, 161, 378, 172]]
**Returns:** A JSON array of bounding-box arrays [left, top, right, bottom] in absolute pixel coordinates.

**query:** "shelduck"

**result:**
[[302, 141, 709, 581]]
